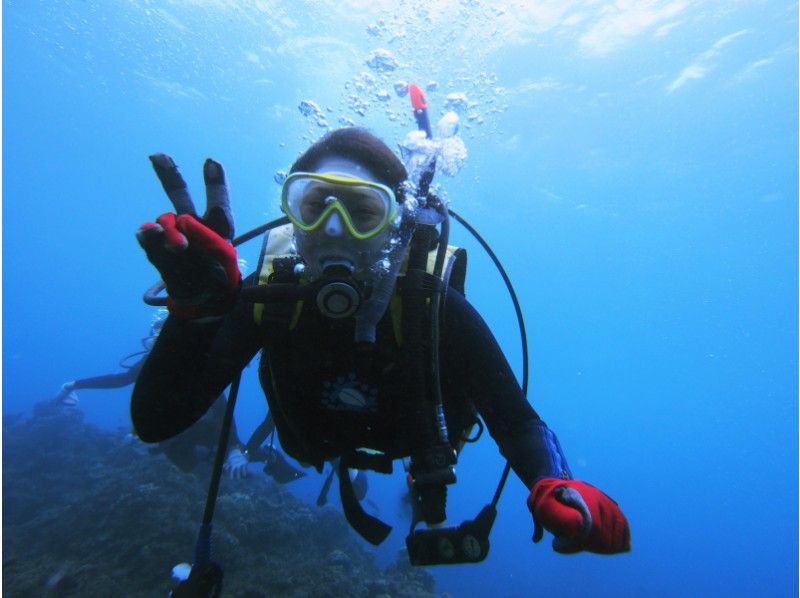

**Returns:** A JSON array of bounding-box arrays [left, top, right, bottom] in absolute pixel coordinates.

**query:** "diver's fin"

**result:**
[[261, 447, 307, 484], [316, 467, 336, 507]]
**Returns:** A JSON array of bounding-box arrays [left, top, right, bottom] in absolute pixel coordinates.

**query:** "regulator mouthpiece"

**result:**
[[316, 264, 361, 319]]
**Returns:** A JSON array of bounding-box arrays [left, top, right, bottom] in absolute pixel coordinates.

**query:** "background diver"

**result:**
[[53, 315, 304, 482]]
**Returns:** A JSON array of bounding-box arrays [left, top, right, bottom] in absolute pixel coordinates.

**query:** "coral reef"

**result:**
[[3, 402, 440, 597]]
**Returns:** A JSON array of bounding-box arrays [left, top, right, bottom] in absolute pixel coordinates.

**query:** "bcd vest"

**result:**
[[250, 224, 473, 543]]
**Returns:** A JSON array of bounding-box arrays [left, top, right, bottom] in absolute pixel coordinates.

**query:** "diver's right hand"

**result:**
[[137, 155, 240, 319]]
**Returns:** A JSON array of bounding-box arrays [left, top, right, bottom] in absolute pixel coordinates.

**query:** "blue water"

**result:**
[[4, 2, 797, 596]]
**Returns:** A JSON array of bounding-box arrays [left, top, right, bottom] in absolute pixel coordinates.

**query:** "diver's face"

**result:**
[[293, 157, 394, 281]]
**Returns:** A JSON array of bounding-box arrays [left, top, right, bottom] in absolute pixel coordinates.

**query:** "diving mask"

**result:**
[[281, 172, 398, 240]]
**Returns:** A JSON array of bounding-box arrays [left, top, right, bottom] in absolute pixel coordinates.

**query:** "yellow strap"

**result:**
[[253, 224, 297, 326]]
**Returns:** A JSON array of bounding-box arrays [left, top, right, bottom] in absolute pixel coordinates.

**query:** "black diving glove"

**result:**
[[136, 154, 240, 319]]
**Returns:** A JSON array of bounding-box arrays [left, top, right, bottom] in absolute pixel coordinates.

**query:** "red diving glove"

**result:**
[[136, 155, 240, 319], [528, 478, 630, 554]]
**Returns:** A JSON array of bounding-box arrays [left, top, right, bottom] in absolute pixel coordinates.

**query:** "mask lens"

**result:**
[[293, 180, 330, 225], [283, 174, 394, 237], [336, 185, 390, 234]]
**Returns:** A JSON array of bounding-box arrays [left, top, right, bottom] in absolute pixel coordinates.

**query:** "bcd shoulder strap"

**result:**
[[388, 244, 466, 346]]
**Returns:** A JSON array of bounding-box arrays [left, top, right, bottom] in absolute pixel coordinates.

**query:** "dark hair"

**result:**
[[290, 127, 408, 198]]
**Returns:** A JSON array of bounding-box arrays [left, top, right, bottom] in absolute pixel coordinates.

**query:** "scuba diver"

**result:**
[[53, 314, 303, 482], [132, 125, 630, 571]]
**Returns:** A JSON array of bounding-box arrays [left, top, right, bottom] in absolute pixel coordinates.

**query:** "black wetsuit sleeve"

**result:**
[[131, 276, 263, 443], [72, 357, 144, 390], [441, 288, 571, 489]]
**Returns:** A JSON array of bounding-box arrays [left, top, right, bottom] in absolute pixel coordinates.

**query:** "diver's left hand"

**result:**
[[528, 478, 630, 554], [223, 448, 249, 480]]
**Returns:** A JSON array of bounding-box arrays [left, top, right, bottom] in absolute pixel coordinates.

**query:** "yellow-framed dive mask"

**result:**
[[281, 172, 398, 240]]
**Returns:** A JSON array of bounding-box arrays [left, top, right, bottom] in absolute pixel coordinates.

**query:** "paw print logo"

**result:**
[[321, 372, 378, 412]]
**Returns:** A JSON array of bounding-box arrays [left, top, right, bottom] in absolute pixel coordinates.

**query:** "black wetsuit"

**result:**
[[133, 273, 570, 490]]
